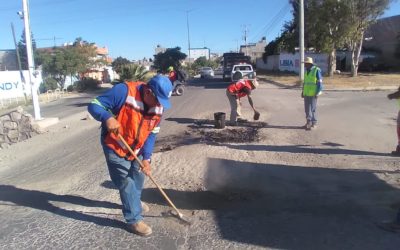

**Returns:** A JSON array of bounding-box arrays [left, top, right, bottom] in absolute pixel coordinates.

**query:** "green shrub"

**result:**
[[39, 78, 58, 93], [66, 85, 74, 92], [119, 64, 148, 81], [74, 77, 101, 92]]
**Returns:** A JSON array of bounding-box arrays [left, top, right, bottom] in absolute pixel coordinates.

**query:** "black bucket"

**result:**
[[214, 112, 226, 129]]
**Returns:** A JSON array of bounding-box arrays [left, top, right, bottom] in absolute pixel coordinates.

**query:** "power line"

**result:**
[[249, 2, 291, 43], [36, 36, 63, 47]]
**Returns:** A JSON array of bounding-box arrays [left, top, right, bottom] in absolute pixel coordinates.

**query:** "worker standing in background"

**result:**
[[301, 57, 323, 130], [167, 66, 177, 85]]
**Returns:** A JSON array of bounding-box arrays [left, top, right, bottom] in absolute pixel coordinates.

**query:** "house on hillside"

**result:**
[[82, 45, 113, 83]]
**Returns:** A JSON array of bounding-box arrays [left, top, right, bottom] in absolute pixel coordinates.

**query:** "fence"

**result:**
[[0, 88, 67, 110]]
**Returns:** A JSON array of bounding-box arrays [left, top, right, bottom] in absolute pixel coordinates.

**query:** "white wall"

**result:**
[[189, 48, 210, 61], [256, 53, 329, 74], [279, 53, 328, 74], [256, 55, 279, 70], [0, 70, 42, 100]]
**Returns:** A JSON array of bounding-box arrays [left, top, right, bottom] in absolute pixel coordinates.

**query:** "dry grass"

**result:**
[[257, 71, 400, 89]]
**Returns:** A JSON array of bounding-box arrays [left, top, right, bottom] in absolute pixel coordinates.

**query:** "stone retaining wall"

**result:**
[[0, 107, 38, 149]]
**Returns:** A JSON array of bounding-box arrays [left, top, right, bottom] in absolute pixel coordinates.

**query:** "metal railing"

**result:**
[[0, 88, 67, 110]]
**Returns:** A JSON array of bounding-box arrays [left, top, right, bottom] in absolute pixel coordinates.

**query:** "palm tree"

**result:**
[[119, 64, 149, 81]]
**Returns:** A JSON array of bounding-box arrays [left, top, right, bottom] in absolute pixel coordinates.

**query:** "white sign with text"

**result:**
[[279, 53, 329, 74], [0, 70, 42, 100]]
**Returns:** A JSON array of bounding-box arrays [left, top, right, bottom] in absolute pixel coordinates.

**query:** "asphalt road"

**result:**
[[0, 77, 399, 250], [24, 91, 101, 120]]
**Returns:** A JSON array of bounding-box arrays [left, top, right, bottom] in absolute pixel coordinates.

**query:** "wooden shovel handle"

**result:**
[[117, 134, 183, 217]]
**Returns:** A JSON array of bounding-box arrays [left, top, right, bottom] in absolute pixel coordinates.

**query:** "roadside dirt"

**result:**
[[258, 72, 400, 89]]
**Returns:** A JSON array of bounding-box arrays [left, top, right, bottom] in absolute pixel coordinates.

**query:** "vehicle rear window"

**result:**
[[234, 66, 252, 71]]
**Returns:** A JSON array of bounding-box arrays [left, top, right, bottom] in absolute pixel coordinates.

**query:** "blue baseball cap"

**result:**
[[147, 75, 173, 109]]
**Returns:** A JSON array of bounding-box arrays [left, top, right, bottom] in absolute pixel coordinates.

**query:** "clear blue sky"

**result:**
[[1, 0, 399, 61]]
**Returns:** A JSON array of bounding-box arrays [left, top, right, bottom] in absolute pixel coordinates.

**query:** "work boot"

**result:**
[[141, 201, 149, 213], [128, 221, 152, 236], [311, 123, 317, 130], [303, 121, 311, 130], [391, 145, 400, 157]]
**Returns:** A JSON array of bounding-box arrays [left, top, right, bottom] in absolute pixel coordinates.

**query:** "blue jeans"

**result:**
[[101, 140, 144, 225], [304, 96, 317, 124]]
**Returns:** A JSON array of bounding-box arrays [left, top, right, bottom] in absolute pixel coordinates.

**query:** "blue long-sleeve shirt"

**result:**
[[309, 66, 323, 94], [87, 83, 158, 161]]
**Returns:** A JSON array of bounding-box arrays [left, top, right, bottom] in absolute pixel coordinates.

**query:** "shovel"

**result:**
[[117, 134, 191, 225]]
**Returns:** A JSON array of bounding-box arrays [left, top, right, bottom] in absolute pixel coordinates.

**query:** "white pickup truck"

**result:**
[[230, 64, 256, 81]]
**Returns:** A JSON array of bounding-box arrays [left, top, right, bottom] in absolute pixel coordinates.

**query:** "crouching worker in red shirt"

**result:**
[[226, 71, 259, 125]]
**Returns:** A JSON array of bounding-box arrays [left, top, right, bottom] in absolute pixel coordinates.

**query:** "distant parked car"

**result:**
[[214, 66, 223, 75], [199, 67, 214, 78]]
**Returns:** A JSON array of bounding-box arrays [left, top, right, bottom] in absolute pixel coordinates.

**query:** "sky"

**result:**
[[0, 0, 399, 61]]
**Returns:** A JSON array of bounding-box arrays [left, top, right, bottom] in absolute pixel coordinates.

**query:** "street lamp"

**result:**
[[21, 0, 41, 120]]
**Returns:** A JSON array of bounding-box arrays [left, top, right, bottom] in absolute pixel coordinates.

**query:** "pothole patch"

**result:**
[[154, 127, 262, 153], [199, 127, 260, 143]]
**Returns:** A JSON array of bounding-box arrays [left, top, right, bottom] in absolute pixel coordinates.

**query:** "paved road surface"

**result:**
[[0, 78, 399, 249]]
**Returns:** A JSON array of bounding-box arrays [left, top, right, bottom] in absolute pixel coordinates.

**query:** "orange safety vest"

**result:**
[[227, 80, 253, 98], [104, 81, 163, 160]]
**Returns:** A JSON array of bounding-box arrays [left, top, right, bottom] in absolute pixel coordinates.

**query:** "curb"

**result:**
[[32, 117, 60, 132], [258, 81, 398, 92]]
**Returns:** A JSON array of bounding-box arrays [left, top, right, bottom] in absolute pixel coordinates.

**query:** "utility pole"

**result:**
[[11, 22, 28, 103], [186, 10, 192, 66], [299, 0, 305, 82], [22, 0, 41, 120], [242, 25, 249, 56]]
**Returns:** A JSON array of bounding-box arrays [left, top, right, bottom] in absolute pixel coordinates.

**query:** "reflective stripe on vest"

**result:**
[[303, 66, 318, 97], [91, 98, 114, 116], [104, 82, 162, 160]]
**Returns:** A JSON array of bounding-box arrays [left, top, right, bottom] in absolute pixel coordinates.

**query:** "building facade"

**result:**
[[240, 37, 267, 64], [189, 47, 210, 61], [0, 50, 18, 71], [363, 15, 400, 70]]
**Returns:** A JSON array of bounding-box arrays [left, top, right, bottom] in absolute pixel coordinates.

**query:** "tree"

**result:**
[[112, 56, 131, 73], [119, 64, 149, 82], [17, 29, 37, 70], [263, 0, 305, 59], [37, 37, 102, 89], [345, 0, 391, 76], [191, 56, 219, 72], [153, 47, 187, 72], [307, 0, 352, 76]]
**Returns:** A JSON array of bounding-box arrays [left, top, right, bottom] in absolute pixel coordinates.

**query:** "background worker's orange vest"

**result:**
[[104, 82, 162, 160]]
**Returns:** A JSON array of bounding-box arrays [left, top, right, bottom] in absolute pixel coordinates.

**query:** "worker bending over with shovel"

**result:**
[[226, 71, 260, 125], [88, 75, 173, 237]]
